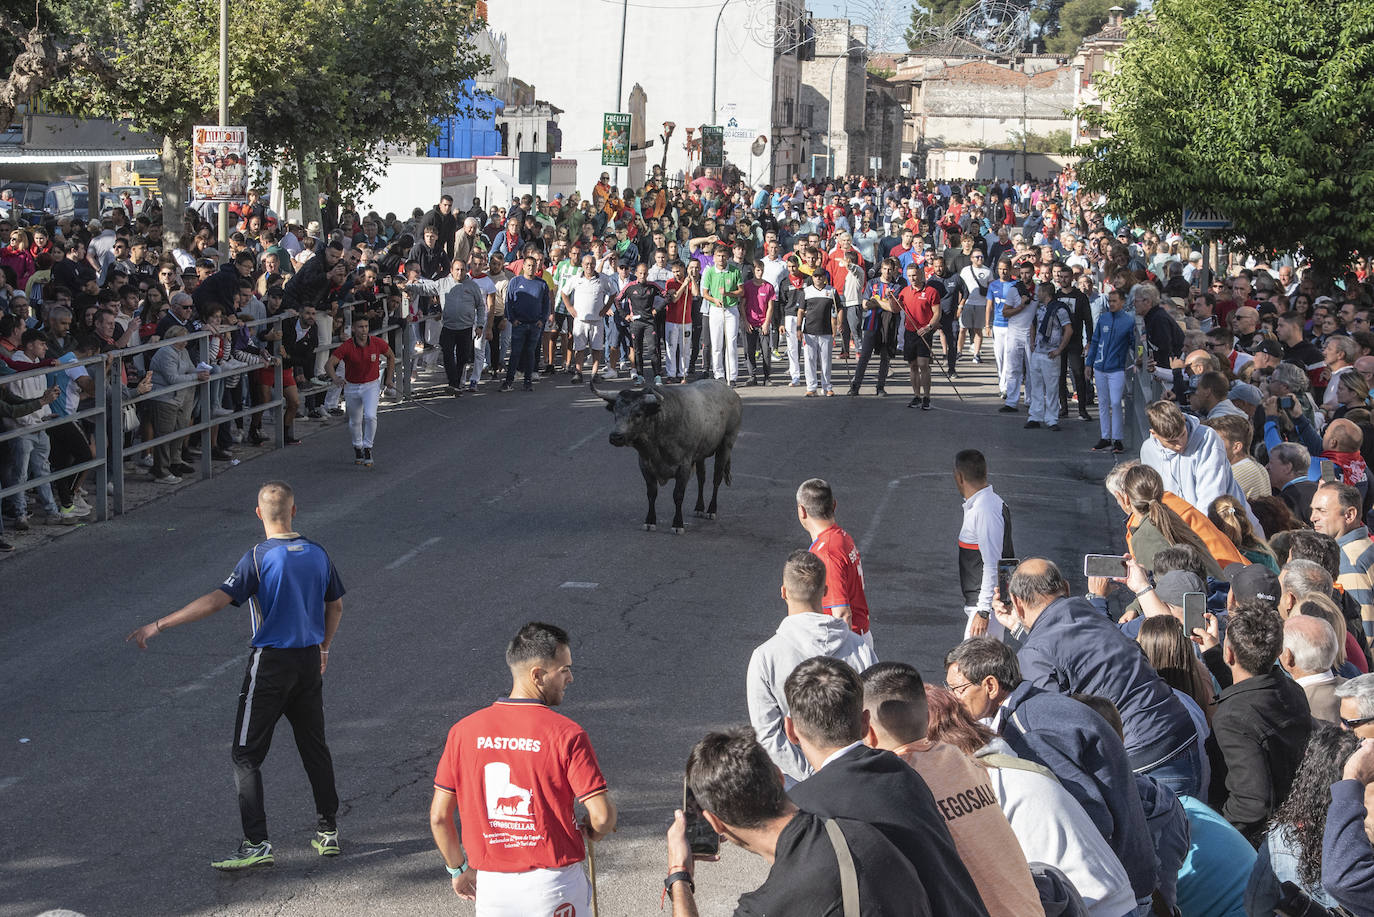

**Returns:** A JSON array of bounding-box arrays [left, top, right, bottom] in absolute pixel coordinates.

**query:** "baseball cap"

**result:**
[[1229, 382, 1263, 406], [1254, 339, 1283, 359], [1229, 564, 1279, 607], [1154, 570, 1205, 608]]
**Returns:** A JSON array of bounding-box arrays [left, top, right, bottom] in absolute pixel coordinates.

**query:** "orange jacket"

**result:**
[[1127, 491, 1247, 571]]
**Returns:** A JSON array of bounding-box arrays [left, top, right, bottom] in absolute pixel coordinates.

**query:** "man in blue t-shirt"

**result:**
[[502, 247, 552, 391], [127, 480, 346, 870], [986, 257, 1024, 406]]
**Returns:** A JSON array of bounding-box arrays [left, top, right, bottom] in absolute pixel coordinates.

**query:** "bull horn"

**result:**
[[588, 380, 617, 403]]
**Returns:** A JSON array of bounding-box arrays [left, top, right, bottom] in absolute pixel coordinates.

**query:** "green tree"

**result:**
[[1075, 0, 1374, 275], [1042, 0, 1135, 55], [1007, 128, 1072, 153]]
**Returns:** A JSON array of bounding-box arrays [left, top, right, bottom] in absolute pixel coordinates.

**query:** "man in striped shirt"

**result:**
[[1310, 482, 1374, 640]]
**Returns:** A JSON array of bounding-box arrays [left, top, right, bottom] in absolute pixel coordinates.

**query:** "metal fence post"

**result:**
[[110, 364, 125, 516], [92, 359, 109, 523], [199, 373, 213, 480]]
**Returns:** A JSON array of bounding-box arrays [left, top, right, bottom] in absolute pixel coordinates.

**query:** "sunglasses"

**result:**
[[1341, 714, 1374, 730]]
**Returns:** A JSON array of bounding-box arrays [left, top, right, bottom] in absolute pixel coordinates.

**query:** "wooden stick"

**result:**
[[587, 838, 600, 917]]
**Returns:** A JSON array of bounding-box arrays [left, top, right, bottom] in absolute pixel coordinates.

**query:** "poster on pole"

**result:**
[[192, 125, 249, 202], [601, 113, 631, 167], [700, 125, 724, 169]]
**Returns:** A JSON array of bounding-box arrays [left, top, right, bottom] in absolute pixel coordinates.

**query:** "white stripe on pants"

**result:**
[[804, 333, 833, 392], [784, 314, 802, 383], [666, 322, 690, 377], [709, 306, 739, 383], [1028, 351, 1060, 423], [344, 379, 380, 448], [475, 862, 591, 917], [1002, 333, 1031, 407], [1098, 369, 1127, 441]]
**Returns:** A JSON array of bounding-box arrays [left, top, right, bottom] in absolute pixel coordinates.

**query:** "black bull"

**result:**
[[593, 379, 744, 534]]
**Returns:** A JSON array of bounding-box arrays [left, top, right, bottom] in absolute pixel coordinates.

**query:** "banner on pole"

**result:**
[[601, 113, 631, 167], [192, 125, 249, 202], [700, 125, 724, 168]]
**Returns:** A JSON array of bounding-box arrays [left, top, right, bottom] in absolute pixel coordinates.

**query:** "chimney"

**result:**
[[1108, 6, 1125, 26]]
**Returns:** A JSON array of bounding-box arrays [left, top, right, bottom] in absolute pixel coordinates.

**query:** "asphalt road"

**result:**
[[0, 352, 1124, 917]]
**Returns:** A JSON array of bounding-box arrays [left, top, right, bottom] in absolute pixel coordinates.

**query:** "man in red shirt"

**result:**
[[900, 262, 942, 411], [430, 622, 616, 914], [325, 315, 395, 467], [796, 478, 873, 647]]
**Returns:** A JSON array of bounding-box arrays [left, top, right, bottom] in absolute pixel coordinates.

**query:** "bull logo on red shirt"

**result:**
[[553, 904, 576, 917]]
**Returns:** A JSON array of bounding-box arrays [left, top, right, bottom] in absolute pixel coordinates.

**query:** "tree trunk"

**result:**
[[297, 147, 321, 228], [158, 135, 185, 245]]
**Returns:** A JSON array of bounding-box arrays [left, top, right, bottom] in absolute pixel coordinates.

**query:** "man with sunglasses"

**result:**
[[1335, 675, 1374, 737]]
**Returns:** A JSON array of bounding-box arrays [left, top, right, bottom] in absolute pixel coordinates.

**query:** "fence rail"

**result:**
[[3, 301, 416, 527]]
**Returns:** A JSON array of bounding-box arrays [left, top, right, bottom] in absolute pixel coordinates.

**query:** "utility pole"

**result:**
[[711, 0, 731, 124], [615, 0, 628, 189], [217, 0, 229, 262]]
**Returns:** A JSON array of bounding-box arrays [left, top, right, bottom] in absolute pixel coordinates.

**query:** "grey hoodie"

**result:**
[[746, 612, 878, 783]]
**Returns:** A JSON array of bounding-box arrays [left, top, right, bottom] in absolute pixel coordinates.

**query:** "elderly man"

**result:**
[[402, 258, 485, 395], [1280, 615, 1345, 723], [1334, 674, 1374, 738], [453, 216, 484, 265], [1269, 442, 1319, 523], [1310, 482, 1374, 641], [1323, 335, 1360, 409]]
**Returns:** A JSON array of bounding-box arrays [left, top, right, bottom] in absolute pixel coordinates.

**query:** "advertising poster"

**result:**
[[192, 125, 249, 202], [700, 125, 724, 168], [602, 113, 631, 167]]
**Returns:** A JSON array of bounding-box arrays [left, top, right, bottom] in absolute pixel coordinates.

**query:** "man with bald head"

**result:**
[[1280, 614, 1345, 723], [1000, 557, 1202, 795], [1230, 306, 1264, 353], [1355, 354, 1374, 385]]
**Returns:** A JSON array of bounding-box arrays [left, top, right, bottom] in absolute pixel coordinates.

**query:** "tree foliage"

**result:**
[[1043, 0, 1135, 55], [1007, 128, 1072, 154], [1075, 0, 1374, 274]]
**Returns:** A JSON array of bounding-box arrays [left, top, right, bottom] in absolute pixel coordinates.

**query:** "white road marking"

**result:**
[[385, 536, 443, 570], [560, 582, 599, 589], [859, 479, 902, 555], [0, 776, 19, 790], [565, 430, 600, 454], [173, 657, 240, 695]]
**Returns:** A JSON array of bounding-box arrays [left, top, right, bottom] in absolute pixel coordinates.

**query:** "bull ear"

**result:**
[[641, 393, 660, 414]]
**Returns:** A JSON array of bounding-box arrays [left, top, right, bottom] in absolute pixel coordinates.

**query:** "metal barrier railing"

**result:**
[[3, 300, 411, 528]]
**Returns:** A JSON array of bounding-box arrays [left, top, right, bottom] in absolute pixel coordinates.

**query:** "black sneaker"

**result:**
[[363, 448, 373, 467], [998, 405, 1017, 413], [0, 539, 13, 553], [285, 433, 302, 445], [908, 397, 920, 408], [846, 388, 859, 396], [1112, 440, 1125, 454], [354, 448, 364, 465], [875, 389, 888, 397], [921, 397, 931, 410], [523, 381, 533, 391], [1079, 412, 1092, 422], [1091, 438, 1112, 452], [499, 381, 513, 392], [1024, 421, 1041, 429], [1048, 423, 1063, 432]]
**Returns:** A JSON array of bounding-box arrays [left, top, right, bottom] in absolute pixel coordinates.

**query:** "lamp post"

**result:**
[[711, 0, 731, 124], [217, 0, 228, 261], [614, 0, 628, 189], [824, 41, 852, 179]]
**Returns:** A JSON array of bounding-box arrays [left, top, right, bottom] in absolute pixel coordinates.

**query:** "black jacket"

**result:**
[[1206, 667, 1312, 846], [1279, 478, 1319, 526], [279, 316, 319, 373], [282, 255, 333, 313], [789, 745, 991, 917]]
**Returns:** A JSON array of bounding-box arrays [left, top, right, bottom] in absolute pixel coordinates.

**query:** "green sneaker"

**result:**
[[311, 829, 340, 856], [212, 839, 274, 870]]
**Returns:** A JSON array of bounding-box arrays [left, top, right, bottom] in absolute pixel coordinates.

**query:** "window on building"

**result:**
[[802, 104, 814, 129], [782, 99, 794, 126]]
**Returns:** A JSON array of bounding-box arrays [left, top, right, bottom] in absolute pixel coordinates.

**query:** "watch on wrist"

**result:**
[[664, 870, 694, 894], [445, 858, 468, 877], [976, 608, 991, 620]]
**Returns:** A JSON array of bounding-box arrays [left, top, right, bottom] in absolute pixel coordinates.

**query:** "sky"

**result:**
[[807, 0, 911, 52]]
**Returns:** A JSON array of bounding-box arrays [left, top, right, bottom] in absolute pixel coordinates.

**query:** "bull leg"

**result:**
[[641, 460, 658, 531], [671, 466, 691, 534], [692, 457, 708, 516], [707, 451, 728, 518]]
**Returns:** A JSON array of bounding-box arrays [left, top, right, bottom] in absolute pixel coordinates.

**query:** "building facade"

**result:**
[[1071, 7, 1129, 145], [800, 19, 868, 177]]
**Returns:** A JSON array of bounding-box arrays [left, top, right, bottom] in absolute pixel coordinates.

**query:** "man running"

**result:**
[[326, 314, 396, 466], [127, 481, 345, 870], [430, 622, 617, 914]]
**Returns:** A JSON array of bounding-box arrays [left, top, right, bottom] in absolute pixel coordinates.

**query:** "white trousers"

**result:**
[[804, 333, 833, 392], [1028, 351, 1060, 424], [420, 317, 443, 369], [784, 314, 802, 382], [1001, 332, 1032, 407], [666, 322, 690, 378], [344, 379, 380, 448], [992, 326, 1008, 390], [1098, 369, 1127, 441], [709, 306, 739, 383], [465, 329, 487, 386], [475, 862, 591, 917]]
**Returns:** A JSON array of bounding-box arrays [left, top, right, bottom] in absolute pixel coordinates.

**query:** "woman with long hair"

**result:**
[[1138, 615, 1217, 726], [1332, 370, 1373, 420], [1244, 725, 1360, 915], [1249, 495, 1304, 539], [1208, 494, 1279, 571], [924, 686, 1139, 916], [1117, 463, 1228, 575]]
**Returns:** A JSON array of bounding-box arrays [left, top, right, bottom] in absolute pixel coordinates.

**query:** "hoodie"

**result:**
[[1140, 413, 1258, 527], [746, 612, 878, 783]]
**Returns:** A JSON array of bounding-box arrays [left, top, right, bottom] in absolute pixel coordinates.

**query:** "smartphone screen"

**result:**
[[1320, 461, 1337, 483], [996, 557, 1019, 603], [683, 779, 720, 857], [1083, 554, 1128, 578], [1182, 592, 1206, 638]]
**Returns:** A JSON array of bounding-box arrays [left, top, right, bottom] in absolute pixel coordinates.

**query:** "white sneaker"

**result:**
[[211, 406, 234, 418], [137, 454, 154, 468], [631, 373, 643, 385], [59, 504, 88, 521], [230, 428, 244, 443], [72, 494, 92, 512], [600, 368, 617, 380], [153, 473, 182, 485]]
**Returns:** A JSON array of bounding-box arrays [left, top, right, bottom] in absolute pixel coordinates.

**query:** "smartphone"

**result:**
[[1182, 592, 1206, 637], [683, 779, 719, 858], [996, 557, 1019, 602], [1320, 461, 1337, 483], [1278, 395, 1294, 410], [1083, 554, 1129, 578]]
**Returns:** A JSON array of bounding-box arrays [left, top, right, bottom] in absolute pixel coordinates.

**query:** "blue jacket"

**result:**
[[1321, 779, 1374, 915], [1085, 308, 1136, 373], [1018, 596, 1199, 776], [1136, 774, 1190, 911], [999, 681, 1158, 901]]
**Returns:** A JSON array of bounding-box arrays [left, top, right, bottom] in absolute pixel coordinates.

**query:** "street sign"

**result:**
[[518, 151, 551, 186], [1182, 208, 1233, 231]]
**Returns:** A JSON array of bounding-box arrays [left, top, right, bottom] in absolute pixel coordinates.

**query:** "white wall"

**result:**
[[486, 0, 776, 197]]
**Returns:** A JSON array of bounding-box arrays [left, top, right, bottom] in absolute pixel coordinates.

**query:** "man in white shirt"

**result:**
[[956, 250, 992, 364], [561, 253, 612, 383]]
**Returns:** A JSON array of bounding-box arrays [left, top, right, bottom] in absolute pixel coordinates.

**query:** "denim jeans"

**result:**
[[505, 322, 541, 384], [1, 429, 60, 518], [1134, 737, 1202, 799]]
